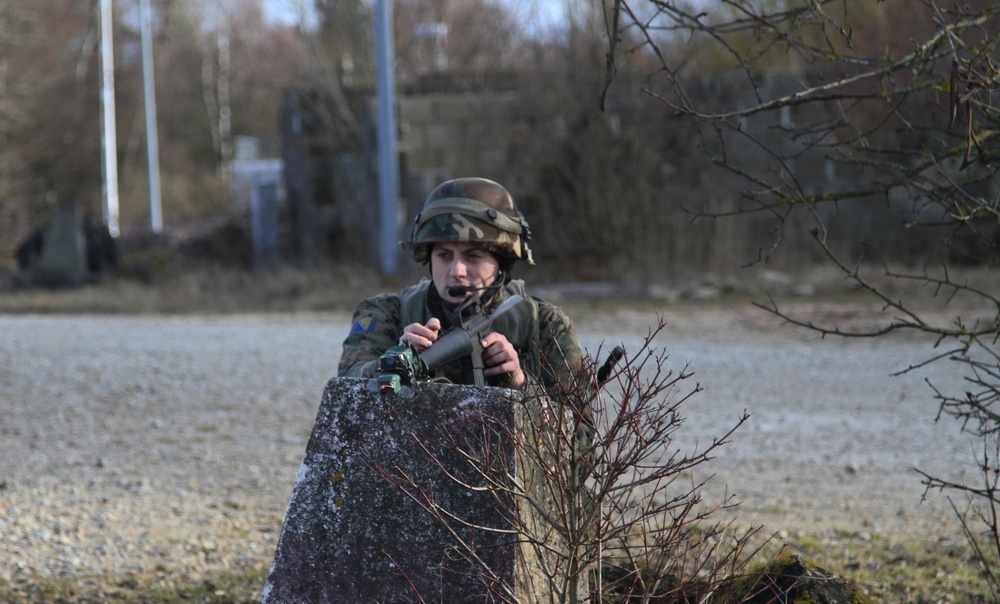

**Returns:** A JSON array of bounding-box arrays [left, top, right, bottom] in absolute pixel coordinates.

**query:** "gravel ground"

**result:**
[[0, 304, 976, 593]]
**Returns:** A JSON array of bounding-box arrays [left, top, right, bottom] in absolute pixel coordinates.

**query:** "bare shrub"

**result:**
[[381, 319, 764, 602]]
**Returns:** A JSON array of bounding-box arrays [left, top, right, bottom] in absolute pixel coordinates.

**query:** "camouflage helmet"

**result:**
[[406, 177, 534, 265]]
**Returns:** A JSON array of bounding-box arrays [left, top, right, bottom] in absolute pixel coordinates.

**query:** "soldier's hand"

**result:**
[[399, 318, 441, 351], [481, 332, 525, 387]]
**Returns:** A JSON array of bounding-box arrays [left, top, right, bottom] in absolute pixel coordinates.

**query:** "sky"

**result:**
[[261, 0, 314, 26], [262, 0, 569, 33]]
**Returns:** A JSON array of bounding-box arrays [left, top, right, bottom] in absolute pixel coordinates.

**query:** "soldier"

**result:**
[[338, 176, 586, 396], [338, 176, 595, 600]]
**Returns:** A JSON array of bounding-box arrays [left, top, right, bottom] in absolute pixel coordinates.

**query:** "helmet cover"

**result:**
[[407, 177, 533, 265]]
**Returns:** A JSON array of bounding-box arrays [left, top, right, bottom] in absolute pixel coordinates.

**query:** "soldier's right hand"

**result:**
[[398, 318, 441, 352]]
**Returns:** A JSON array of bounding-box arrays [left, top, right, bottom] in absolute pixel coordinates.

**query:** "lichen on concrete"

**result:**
[[262, 377, 517, 603]]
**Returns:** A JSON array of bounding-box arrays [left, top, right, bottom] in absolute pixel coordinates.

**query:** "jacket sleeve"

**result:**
[[536, 301, 585, 393], [337, 294, 403, 378]]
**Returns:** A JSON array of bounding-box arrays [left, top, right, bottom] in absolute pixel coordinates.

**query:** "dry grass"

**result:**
[[1, 259, 994, 317], [0, 264, 418, 315]]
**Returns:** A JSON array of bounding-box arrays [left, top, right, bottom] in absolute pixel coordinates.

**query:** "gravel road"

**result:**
[[0, 306, 974, 590]]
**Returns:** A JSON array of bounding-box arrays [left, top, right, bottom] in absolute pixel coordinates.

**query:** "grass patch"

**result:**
[[773, 532, 991, 602], [0, 568, 270, 604], [0, 537, 990, 603]]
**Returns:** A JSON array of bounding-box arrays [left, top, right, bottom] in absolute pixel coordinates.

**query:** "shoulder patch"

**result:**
[[350, 317, 378, 333]]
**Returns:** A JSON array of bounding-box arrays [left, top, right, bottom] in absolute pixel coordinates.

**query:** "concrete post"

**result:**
[[262, 377, 590, 602], [263, 378, 518, 602]]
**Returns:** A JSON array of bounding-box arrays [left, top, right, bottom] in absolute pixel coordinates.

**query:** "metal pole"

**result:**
[[139, 0, 162, 233], [98, 0, 120, 237], [375, 0, 399, 276]]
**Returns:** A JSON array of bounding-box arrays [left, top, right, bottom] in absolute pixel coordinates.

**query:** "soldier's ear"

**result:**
[[496, 253, 515, 277]]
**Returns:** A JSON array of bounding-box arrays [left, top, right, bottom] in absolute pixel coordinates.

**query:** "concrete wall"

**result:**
[[399, 91, 519, 177]]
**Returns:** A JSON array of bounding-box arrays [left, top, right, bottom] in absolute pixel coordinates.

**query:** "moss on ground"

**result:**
[[774, 532, 991, 602]]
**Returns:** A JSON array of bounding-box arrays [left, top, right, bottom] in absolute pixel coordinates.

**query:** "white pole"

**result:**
[[375, 0, 399, 276], [99, 0, 120, 237], [140, 0, 162, 233]]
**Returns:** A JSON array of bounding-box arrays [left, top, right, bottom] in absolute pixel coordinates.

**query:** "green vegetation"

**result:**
[[776, 532, 990, 602]]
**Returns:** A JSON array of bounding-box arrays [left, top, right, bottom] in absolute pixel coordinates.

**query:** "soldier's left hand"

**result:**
[[481, 333, 525, 387]]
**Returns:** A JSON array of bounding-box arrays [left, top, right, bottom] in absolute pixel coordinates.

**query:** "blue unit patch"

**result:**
[[351, 317, 378, 333]]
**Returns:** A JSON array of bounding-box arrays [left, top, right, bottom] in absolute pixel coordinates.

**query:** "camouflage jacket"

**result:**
[[337, 279, 585, 395]]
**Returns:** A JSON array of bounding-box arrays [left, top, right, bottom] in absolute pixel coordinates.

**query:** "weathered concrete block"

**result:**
[[426, 122, 457, 150], [399, 96, 436, 123], [262, 377, 517, 603], [432, 96, 477, 122]]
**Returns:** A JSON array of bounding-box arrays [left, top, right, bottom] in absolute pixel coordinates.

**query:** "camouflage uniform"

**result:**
[[338, 176, 585, 392], [337, 278, 585, 395]]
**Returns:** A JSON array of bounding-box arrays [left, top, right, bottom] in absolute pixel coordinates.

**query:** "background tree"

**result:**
[[0, 0, 801, 280], [142, 0, 309, 219], [394, 0, 531, 77], [0, 1, 42, 248], [0, 0, 107, 246], [605, 0, 1000, 594], [0, 0, 312, 257]]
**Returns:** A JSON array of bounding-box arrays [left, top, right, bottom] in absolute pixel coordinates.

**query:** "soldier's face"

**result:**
[[430, 242, 501, 303]]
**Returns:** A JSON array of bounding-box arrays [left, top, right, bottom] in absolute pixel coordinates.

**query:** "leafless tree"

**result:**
[[0, 0, 106, 240], [0, 0, 313, 250], [602, 0, 1000, 593], [393, 0, 533, 78], [381, 320, 766, 602]]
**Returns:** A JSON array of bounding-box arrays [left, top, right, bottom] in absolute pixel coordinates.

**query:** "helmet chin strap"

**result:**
[[499, 264, 514, 285], [486, 266, 513, 299]]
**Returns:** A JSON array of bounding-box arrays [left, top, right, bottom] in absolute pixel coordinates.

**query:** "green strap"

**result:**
[[399, 280, 432, 327]]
